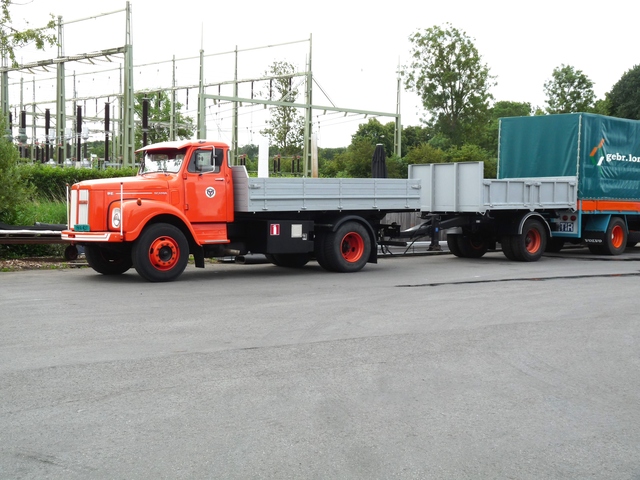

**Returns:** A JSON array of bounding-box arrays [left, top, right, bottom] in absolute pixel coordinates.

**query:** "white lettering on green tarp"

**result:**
[[597, 152, 640, 166]]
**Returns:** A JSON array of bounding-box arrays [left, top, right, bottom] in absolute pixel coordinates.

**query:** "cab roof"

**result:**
[[136, 139, 229, 153]]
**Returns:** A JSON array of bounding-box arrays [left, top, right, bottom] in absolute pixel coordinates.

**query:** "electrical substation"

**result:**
[[1, 1, 403, 177]]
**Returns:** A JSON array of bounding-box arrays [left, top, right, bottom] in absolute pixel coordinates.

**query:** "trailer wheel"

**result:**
[[323, 221, 371, 272], [446, 234, 464, 257], [601, 217, 627, 255], [132, 223, 189, 282], [456, 232, 488, 258], [269, 253, 310, 268], [84, 244, 133, 275], [511, 218, 547, 261]]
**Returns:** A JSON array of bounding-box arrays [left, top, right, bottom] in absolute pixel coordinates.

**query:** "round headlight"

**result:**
[[111, 207, 121, 229]]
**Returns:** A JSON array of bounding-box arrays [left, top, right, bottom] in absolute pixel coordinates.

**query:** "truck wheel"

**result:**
[[269, 253, 310, 268], [456, 232, 488, 258], [132, 223, 189, 282], [314, 233, 335, 271], [601, 217, 627, 255], [322, 221, 371, 273], [446, 234, 464, 257], [500, 236, 518, 260], [511, 218, 547, 262], [84, 244, 133, 275]]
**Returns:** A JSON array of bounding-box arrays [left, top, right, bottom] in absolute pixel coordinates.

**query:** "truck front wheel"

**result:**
[[510, 218, 547, 262], [322, 221, 371, 273], [132, 223, 189, 282], [84, 244, 133, 275]]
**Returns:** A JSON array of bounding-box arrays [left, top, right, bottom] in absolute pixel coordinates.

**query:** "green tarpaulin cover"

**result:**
[[498, 113, 640, 200]]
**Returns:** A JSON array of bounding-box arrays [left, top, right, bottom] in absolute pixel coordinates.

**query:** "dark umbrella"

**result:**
[[372, 143, 388, 178]]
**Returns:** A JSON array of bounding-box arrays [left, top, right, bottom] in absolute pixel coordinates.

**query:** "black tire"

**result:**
[[601, 217, 627, 255], [545, 237, 565, 253], [84, 244, 133, 275], [64, 245, 79, 261], [269, 253, 310, 268], [511, 218, 547, 262], [447, 234, 464, 257], [314, 232, 335, 271], [132, 223, 189, 282], [456, 232, 488, 258], [500, 236, 518, 260], [322, 221, 371, 273]]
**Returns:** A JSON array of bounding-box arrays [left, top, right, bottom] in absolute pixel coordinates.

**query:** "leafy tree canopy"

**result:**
[[543, 64, 595, 114], [0, 0, 56, 68], [351, 118, 395, 155], [403, 23, 495, 146], [608, 64, 640, 120], [260, 61, 304, 156], [481, 100, 532, 155]]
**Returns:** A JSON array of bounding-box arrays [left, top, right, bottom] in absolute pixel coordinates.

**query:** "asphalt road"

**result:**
[[2, 247, 640, 479]]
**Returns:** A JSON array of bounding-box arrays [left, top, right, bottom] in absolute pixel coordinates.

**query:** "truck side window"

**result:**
[[188, 150, 218, 173]]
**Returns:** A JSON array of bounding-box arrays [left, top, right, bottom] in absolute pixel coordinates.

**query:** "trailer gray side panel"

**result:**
[[409, 162, 577, 213], [232, 166, 421, 213]]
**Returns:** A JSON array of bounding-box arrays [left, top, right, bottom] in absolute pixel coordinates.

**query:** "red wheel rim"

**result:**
[[525, 228, 541, 254], [611, 224, 624, 249], [340, 232, 365, 263], [148, 236, 180, 271]]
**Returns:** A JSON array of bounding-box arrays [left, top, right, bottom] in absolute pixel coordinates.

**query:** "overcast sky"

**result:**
[[7, 0, 639, 148]]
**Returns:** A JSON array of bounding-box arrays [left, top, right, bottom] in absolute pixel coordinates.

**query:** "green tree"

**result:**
[[351, 118, 395, 155], [608, 64, 640, 119], [543, 64, 595, 114], [403, 23, 495, 146], [0, 0, 56, 68], [261, 61, 305, 156], [404, 143, 446, 165], [0, 118, 34, 224], [482, 100, 532, 155], [402, 125, 432, 155], [134, 92, 195, 148]]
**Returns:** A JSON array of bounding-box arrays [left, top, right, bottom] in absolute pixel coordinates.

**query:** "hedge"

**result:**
[[20, 165, 139, 200]]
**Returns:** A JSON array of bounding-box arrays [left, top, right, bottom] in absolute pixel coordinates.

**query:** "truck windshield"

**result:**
[[140, 150, 186, 174]]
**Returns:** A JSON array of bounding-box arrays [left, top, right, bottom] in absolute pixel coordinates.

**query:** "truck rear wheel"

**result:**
[[314, 233, 334, 271], [322, 221, 371, 272], [84, 244, 133, 275], [511, 218, 547, 262], [132, 223, 189, 282], [602, 217, 627, 255]]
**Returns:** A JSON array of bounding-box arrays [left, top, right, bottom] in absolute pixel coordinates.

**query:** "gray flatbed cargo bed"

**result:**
[[409, 162, 578, 213], [232, 166, 421, 213]]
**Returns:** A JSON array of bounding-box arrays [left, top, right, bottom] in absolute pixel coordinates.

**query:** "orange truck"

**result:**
[[61, 140, 422, 282]]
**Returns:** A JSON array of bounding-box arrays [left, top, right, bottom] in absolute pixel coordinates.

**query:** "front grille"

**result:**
[[70, 189, 90, 229]]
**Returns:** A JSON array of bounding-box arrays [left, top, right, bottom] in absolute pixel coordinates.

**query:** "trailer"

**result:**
[[409, 113, 640, 260]]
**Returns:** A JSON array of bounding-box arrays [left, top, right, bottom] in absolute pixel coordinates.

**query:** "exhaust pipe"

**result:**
[[235, 254, 269, 264]]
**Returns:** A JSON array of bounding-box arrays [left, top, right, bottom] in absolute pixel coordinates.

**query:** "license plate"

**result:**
[[557, 222, 574, 233]]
